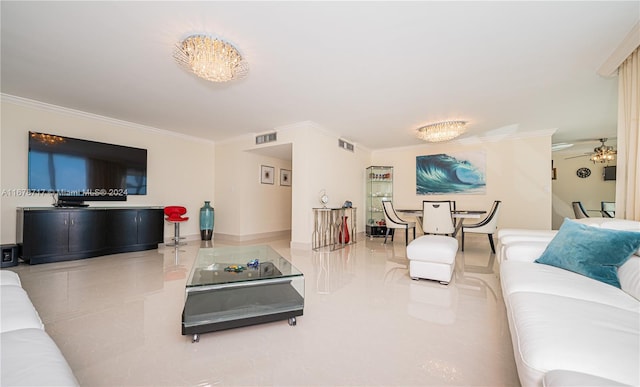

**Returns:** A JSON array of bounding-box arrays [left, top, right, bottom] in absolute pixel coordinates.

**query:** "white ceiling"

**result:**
[[1, 1, 638, 153]]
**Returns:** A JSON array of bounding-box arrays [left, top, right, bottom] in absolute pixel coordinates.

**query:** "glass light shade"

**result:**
[[174, 35, 248, 83], [416, 121, 467, 142], [590, 142, 616, 163]]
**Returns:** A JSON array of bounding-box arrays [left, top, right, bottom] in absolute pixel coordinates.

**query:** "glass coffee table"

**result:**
[[182, 245, 304, 342]]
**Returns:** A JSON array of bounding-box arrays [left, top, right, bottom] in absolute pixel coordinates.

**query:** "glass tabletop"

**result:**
[[186, 245, 303, 288]]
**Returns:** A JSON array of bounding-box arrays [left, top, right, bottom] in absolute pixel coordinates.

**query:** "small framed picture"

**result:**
[[261, 165, 275, 184], [280, 169, 292, 186]]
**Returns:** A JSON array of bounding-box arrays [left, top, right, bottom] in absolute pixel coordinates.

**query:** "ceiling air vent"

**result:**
[[255, 132, 277, 145], [338, 139, 354, 152]]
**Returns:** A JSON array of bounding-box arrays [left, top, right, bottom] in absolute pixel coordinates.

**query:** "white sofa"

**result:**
[[1, 270, 78, 386], [499, 218, 640, 387]]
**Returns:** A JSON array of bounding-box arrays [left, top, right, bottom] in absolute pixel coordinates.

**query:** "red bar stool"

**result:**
[[164, 206, 189, 246]]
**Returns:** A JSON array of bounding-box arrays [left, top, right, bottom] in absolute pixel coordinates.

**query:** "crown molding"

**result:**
[[1, 93, 215, 144], [598, 22, 640, 78]]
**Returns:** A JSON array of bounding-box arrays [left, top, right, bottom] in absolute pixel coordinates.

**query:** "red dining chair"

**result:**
[[164, 206, 189, 246]]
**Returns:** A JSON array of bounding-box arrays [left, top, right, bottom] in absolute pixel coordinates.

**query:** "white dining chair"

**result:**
[[601, 201, 615, 218], [572, 201, 590, 219], [421, 200, 456, 236], [382, 200, 416, 245], [461, 200, 502, 253]]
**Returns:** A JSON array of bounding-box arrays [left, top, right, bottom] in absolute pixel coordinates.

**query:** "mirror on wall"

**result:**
[[551, 139, 616, 229]]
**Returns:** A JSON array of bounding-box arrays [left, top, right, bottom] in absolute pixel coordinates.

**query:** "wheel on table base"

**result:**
[[288, 317, 297, 326], [192, 334, 200, 343]]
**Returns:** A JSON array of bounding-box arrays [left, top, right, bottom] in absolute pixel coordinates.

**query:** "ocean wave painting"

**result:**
[[416, 152, 486, 195]]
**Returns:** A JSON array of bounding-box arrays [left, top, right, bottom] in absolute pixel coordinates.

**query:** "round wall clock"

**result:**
[[576, 167, 591, 178]]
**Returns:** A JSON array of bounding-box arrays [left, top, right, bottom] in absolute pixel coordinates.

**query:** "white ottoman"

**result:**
[[406, 235, 458, 284]]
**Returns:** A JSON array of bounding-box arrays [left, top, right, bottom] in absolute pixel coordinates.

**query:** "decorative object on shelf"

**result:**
[[280, 169, 292, 186], [199, 201, 214, 241], [368, 172, 392, 180], [366, 166, 393, 237], [247, 259, 259, 268], [174, 34, 248, 83], [261, 165, 275, 184], [590, 138, 616, 163], [416, 120, 467, 142], [343, 200, 353, 208], [576, 167, 591, 178], [339, 216, 350, 244], [320, 189, 329, 208]]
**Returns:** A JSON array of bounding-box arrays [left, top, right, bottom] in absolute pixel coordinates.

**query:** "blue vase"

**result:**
[[199, 201, 214, 240]]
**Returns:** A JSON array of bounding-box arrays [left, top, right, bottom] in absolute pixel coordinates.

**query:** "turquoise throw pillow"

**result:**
[[535, 218, 640, 288]]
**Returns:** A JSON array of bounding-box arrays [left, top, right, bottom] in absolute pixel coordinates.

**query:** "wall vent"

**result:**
[[256, 132, 277, 145], [338, 139, 354, 152]]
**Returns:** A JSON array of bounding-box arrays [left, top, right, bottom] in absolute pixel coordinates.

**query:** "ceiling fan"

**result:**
[[564, 138, 616, 163]]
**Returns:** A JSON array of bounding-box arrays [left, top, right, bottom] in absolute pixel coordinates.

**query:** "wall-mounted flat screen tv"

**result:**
[[603, 165, 616, 181], [28, 131, 147, 202]]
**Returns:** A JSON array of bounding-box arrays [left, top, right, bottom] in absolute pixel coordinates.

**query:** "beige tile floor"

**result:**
[[9, 233, 520, 386]]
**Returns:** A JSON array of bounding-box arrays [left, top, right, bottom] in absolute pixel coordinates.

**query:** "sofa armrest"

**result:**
[[503, 241, 550, 262], [543, 369, 629, 386]]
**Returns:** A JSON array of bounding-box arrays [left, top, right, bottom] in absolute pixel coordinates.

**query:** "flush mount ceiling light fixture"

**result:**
[[174, 34, 248, 83], [416, 120, 467, 142], [590, 138, 616, 163]]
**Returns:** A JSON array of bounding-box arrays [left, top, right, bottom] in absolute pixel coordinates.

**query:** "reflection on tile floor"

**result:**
[[8, 233, 520, 386]]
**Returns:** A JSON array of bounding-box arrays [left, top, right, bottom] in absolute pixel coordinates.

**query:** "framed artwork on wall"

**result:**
[[280, 169, 292, 186], [261, 165, 275, 184], [416, 151, 486, 195]]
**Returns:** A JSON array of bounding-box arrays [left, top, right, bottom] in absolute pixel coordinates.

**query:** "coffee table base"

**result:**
[[182, 279, 304, 342]]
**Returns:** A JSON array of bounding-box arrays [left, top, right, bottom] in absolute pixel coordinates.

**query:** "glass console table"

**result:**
[[182, 245, 304, 342]]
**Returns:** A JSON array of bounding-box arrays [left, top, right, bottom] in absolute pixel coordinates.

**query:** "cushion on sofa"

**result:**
[[0, 285, 44, 333], [618, 256, 640, 301], [600, 219, 640, 231], [503, 241, 550, 262], [501, 261, 639, 312], [0, 270, 21, 286], [507, 292, 640, 386], [1, 328, 79, 386], [534, 218, 640, 288], [543, 369, 629, 387]]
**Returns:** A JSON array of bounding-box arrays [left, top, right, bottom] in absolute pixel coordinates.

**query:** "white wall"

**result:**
[[0, 95, 215, 245], [214, 137, 292, 239], [551, 155, 616, 228], [1, 95, 554, 249], [283, 122, 371, 248], [214, 121, 371, 249], [371, 132, 553, 230]]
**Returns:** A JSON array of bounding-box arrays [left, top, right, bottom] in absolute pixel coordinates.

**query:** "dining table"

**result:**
[[396, 209, 486, 237]]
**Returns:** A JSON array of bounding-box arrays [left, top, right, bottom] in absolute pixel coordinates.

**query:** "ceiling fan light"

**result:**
[[589, 138, 616, 164]]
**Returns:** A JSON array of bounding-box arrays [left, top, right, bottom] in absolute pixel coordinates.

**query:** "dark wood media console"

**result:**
[[16, 207, 164, 264]]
